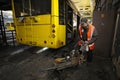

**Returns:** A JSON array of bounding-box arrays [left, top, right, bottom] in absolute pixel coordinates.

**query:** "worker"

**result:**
[[78, 18, 98, 62]]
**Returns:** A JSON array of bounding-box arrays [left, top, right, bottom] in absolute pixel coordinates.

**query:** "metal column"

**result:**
[[0, 10, 7, 46]]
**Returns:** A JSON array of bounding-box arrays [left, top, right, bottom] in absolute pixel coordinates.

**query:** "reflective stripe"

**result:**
[[87, 25, 95, 40]]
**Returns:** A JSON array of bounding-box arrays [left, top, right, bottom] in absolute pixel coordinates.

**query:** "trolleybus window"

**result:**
[[59, 0, 66, 25], [14, 0, 51, 17], [31, 0, 51, 15]]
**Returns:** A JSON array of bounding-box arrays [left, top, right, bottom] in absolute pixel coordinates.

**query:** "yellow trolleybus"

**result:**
[[12, 0, 80, 48]]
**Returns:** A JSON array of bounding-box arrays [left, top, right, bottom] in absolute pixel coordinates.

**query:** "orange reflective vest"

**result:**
[[78, 24, 95, 51]]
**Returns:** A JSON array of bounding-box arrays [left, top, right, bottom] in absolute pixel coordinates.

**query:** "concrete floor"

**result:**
[[0, 45, 119, 80]]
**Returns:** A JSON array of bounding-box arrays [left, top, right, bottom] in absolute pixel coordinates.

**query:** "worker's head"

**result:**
[[81, 18, 88, 29]]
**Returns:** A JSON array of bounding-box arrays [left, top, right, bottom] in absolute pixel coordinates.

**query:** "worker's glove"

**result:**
[[78, 40, 84, 46]]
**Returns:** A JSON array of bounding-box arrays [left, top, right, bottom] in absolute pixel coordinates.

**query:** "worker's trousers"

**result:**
[[87, 50, 93, 62]]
